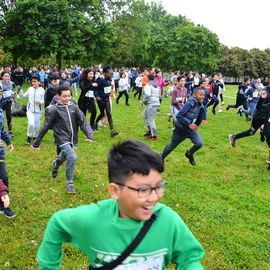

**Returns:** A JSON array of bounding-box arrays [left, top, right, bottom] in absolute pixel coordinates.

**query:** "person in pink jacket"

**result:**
[[154, 68, 169, 103]]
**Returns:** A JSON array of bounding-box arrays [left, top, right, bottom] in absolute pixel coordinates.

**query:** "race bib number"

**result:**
[[253, 91, 258, 98], [85, 90, 94, 98], [3, 90, 13, 98], [104, 86, 111, 94]]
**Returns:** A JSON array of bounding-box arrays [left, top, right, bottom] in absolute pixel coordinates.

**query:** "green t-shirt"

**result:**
[[37, 198, 204, 269]]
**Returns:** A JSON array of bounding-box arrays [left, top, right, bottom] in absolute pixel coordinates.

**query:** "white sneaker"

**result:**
[[98, 120, 106, 127], [218, 109, 223, 113], [222, 101, 225, 105]]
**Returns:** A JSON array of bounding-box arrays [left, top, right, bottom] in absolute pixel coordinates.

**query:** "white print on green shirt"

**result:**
[[92, 248, 167, 269]]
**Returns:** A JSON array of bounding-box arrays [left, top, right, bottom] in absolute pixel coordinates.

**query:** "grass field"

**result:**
[[0, 84, 269, 269]]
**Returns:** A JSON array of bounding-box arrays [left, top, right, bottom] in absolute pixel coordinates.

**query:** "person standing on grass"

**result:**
[[44, 75, 59, 108], [37, 139, 205, 269], [116, 72, 130, 106], [170, 75, 187, 119], [161, 88, 205, 166], [21, 75, 45, 145], [207, 73, 223, 115], [134, 72, 143, 100], [0, 71, 15, 137], [229, 87, 270, 150], [78, 68, 98, 131], [238, 79, 260, 120], [200, 77, 212, 124], [31, 85, 94, 194], [94, 66, 118, 137], [141, 74, 161, 141], [0, 107, 15, 218], [154, 68, 170, 103], [226, 78, 250, 120]]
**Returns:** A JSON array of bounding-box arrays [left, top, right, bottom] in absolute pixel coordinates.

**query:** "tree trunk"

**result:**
[[56, 51, 62, 70], [12, 53, 17, 66]]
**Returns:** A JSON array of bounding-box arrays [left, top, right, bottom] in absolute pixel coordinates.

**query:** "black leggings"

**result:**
[[116, 90, 129, 105], [207, 96, 219, 111], [78, 98, 97, 129], [227, 96, 248, 110], [0, 161, 9, 188], [134, 87, 142, 100], [235, 118, 264, 140], [1, 101, 12, 132], [96, 100, 113, 129]]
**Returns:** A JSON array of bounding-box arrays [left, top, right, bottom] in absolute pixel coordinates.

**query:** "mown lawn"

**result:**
[[0, 84, 269, 269]]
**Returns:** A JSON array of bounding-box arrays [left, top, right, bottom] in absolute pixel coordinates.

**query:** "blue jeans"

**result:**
[[161, 125, 203, 159], [241, 101, 256, 117], [56, 144, 78, 182]]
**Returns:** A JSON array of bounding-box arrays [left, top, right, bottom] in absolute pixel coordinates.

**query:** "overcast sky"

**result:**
[[150, 0, 269, 50]]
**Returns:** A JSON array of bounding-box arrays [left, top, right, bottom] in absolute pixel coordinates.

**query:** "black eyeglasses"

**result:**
[[115, 180, 167, 198]]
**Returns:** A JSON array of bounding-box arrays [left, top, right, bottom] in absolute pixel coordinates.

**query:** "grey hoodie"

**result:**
[[142, 80, 161, 106], [33, 102, 93, 148]]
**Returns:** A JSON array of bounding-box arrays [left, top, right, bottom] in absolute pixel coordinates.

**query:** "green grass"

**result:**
[[1, 85, 270, 269]]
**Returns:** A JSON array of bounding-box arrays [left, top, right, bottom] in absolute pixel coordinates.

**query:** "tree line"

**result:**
[[0, 0, 269, 80]]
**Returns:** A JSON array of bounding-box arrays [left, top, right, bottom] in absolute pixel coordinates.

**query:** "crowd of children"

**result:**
[[0, 63, 269, 268]]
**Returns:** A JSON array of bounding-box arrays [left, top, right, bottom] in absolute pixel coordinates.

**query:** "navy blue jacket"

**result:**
[[176, 97, 204, 127], [94, 77, 112, 102], [0, 108, 12, 159]]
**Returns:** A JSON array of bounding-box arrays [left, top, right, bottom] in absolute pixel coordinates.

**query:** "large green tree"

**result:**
[[1, 0, 113, 68]]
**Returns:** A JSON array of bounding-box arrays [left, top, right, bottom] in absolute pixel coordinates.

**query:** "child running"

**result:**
[[0, 107, 15, 218], [161, 87, 205, 165], [21, 75, 45, 145], [31, 85, 94, 193], [37, 139, 205, 269]]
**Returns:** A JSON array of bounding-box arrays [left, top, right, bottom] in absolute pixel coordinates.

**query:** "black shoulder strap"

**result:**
[[89, 211, 160, 270]]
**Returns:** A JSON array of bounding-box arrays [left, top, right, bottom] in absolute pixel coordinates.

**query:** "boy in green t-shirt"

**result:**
[[37, 139, 205, 269]]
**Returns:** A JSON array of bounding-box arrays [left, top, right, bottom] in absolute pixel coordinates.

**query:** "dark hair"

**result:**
[[193, 87, 204, 94], [51, 74, 59, 81], [120, 71, 126, 78], [57, 84, 71, 95], [244, 77, 250, 83], [200, 78, 209, 85], [177, 75, 186, 81], [31, 75, 40, 81], [79, 67, 95, 84], [108, 140, 164, 184], [147, 74, 154, 81], [103, 66, 112, 74], [212, 73, 217, 78], [1, 71, 10, 77]]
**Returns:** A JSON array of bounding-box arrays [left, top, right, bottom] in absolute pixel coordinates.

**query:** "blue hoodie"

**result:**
[[0, 108, 12, 159]]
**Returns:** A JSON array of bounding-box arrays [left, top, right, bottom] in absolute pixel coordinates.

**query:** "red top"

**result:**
[[0, 179, 8, 197]]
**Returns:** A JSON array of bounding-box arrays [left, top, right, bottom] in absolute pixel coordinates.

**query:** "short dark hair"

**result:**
[[57, 84, 71, 95], [193, 87, 204, 94], [147, 74, 154, 81], [103, 66, 111, 74], [108, 140, 164, 184], [31, 75, 40, 81], [177, 75, 186, 81]]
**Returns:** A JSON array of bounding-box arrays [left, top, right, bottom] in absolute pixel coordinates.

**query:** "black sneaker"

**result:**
[[110, 129, 119, 137], [52, 160, 59, 178], [212, 109, 216, 115], [185, 150, 196, 166], [9, 132, 14, 138], [226, 105, 230, 111], [3, 207, 16, 219], [26, 136, 32, 145], [229, 134, 236, 147]]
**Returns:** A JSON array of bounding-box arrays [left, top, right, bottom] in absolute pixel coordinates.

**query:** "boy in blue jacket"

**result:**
[[161, 88, 205, 165], [0, 107, 15, 218]]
